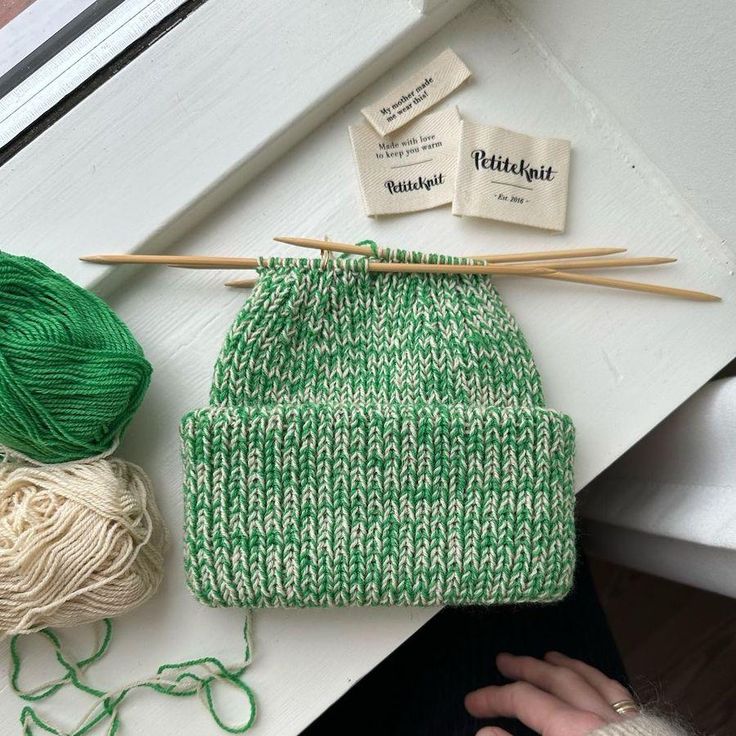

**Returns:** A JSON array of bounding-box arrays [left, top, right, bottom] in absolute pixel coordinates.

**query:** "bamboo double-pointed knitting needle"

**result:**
[[497, 256, 675, 271], [83, 252, 671, 272], [82, 254, 557, 275], [468, 248, 627, 263], [81, 247, 718, 300], [273, 235, 627, 263], [78, 251, 719, 301], [537, 270, 721, 302], [224, 266, 720, 301], [81, 254, 261, 269], [81, 237, 639, 271], [224, 261, 553, 288], [225, 261, 721, 302], [231, 262, 721, 302]]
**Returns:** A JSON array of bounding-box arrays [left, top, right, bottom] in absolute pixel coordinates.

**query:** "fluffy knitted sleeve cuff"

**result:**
[[589, 714, 692, 736]]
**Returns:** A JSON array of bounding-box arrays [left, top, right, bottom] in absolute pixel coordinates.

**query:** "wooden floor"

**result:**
[[590, 559, 736, 736]]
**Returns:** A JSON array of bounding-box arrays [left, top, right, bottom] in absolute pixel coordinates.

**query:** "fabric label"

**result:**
[[361, 49, 471, 136], [452, 121, 571, 232], [349, 107, 461, 216]]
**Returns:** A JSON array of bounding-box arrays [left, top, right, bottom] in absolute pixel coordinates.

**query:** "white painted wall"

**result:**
[[506, 0, 736, 251]]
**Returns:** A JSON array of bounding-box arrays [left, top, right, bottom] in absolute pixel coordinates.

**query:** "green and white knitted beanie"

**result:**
[[181, 247, 576, 608]]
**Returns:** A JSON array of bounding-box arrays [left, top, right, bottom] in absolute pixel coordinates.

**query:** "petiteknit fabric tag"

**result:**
[[361, 49, 471, 136], [349, 107, 462, 216], [453, 121, 571, 232]]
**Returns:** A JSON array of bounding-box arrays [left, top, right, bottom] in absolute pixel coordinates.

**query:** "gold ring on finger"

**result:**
[[611, 699, 639, 715]]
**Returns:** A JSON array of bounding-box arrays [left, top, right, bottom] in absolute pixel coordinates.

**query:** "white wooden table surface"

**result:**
[[1, 1, 735, 734]]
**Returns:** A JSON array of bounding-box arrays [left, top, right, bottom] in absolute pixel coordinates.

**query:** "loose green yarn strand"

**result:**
[[10, 617, 256, 735], [0, 252, 151, 463]]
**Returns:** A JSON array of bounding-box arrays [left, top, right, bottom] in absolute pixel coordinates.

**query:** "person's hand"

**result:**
[[465, 651, 637, 736]]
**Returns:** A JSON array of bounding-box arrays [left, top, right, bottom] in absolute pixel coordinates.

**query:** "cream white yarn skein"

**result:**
[[0, 457, 168, 636]]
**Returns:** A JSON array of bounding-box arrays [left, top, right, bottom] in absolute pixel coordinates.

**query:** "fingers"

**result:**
[[476, 728, 512, 736], [496, 653, 616, 721], [544, 652, 634, 712], [465, 681, 573, 734]]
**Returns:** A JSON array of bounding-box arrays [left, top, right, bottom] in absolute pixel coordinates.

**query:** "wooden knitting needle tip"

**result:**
[[273, 236, 371, 256], [224, 277, 258, 288], [524, 256, 676, 271], [540, 270, 721, 301], [81, 254, 260, 269], [468, 247, 627, 263]]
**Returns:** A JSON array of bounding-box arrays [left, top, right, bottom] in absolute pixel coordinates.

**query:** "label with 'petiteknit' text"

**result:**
[[453, 121, 571, 232], [349, 107, 461, 216]]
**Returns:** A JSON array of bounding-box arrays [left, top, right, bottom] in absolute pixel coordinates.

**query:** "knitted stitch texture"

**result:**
[[590, 715, 692, 736], [181, 251, 576, 608]]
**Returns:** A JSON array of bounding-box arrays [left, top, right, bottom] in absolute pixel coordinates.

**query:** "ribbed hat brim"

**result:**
[[180, 403, 576, 608]]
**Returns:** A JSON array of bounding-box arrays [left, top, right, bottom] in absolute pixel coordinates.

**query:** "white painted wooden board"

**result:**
[[507, 0, 736, 259], [2, 2, 736, 735]]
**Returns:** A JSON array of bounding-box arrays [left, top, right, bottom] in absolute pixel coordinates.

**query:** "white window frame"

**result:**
[[0, 0, 195, 149], [0, 0, 473, 291]]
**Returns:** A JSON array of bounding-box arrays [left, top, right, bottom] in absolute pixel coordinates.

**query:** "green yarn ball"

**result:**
[[0, 252, 152, 464]]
